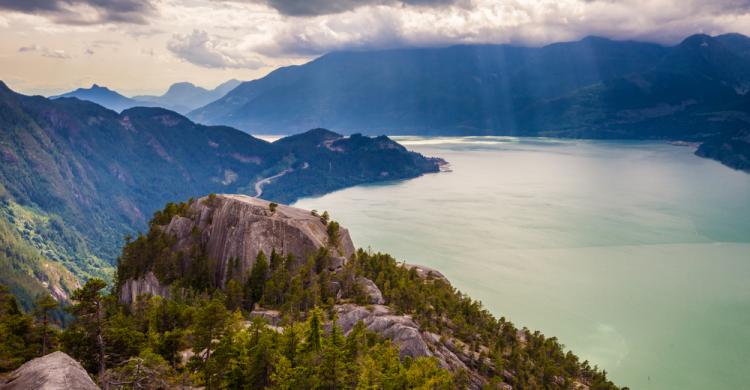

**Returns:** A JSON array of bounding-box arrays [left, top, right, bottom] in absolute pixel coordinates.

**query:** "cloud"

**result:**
[[18, 44, 71, 59], [167, 29, 266, 69], [242, 0, 465, 16], [248, 0, 750, 57], [0, 0, 155, 24]]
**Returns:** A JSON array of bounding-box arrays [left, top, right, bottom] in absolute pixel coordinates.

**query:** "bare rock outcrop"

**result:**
[[335, 304, 430, 358], [404, 263, 449, 283], [355, 277, 385, 304], [334, 304, 487, 389], [119, 271, 170, 305], [119, 194, 355, 302], [0, 351, 99, 390], [166, 195, 355, 285]]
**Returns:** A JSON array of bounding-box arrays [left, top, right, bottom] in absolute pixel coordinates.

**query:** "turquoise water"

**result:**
[[293, 137, 750, 389]]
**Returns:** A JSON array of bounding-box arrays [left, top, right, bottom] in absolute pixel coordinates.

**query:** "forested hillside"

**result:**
[[0, 82, 441, 305], [0, 197, 622, 389]]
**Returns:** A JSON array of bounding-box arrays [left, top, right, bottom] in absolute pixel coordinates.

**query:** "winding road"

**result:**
[[253, 162, 309, 198]]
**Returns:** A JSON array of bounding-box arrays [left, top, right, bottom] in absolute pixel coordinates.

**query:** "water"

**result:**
[[293, 137, 750, 390]]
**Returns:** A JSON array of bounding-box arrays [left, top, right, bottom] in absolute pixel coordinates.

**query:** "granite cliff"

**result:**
[[117, 194, 355, 303]]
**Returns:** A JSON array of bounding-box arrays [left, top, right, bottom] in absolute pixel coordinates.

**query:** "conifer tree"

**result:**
[[33, 293, 58, 356], [66, 278, 107, 385], [245, 251, 269, 309]]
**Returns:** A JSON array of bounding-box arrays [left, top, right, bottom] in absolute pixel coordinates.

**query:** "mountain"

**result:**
[[133, 79, 241, 114], [0, 81, 441, 305], [188, 33, 750, 172], [50, 84, 157, 112], [519, 34, 750, 138], [108, 194, 620, 389], [51, 80, 241, 114], [189, 36, 668, 134]]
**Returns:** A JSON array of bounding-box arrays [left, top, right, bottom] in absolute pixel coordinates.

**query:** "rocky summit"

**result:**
[[119, 194, 355, 303]]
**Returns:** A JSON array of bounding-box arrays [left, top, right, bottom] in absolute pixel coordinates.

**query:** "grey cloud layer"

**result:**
[[168, 30, 265, 69], [18, 44, 71, 59], [0, 0, 155, 24], [239, 0, 463, 16]]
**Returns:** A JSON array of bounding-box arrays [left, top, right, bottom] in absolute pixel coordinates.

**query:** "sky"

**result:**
[[1, 0, 749, 96]]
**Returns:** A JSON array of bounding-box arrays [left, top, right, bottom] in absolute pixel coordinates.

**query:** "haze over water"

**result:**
[[294, 136, 750, 390]]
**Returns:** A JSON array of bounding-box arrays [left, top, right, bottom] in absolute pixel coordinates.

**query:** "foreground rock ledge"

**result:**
[[0, 351, 99, 390]]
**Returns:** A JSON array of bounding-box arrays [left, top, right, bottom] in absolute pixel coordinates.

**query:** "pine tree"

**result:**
[[192, 297, 230, 389], [246, 317, 273, 389], [321, 318, 347, 388], [33, 293, 58, 356], [66, 278, 107, 385], [0, 285, 37, 371], [225, 279, 243, 311], [304, 308, 322, 353], [245, 251, 269, 309]]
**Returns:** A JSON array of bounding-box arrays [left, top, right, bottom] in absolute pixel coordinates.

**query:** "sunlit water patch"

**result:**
[[294, 137, 750, 390]]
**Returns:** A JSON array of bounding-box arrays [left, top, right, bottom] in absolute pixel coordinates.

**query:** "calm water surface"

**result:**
[[294, 137, 750, 390]]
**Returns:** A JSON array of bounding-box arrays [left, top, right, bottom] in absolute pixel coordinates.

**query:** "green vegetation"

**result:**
[[354, 250, 616, 389], [269, 202, 278, 213], [106, 203, 619, 389], [0, 200, 620, 389], [0, 286, 60, 371], [0, 197, 99, 309]]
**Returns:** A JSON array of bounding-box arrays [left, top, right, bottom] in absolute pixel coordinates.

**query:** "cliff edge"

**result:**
[[118, 194, 355, 303]]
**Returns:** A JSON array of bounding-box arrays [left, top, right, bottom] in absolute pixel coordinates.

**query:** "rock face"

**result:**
[[335, 304, 429, 358], [119, 271, 170, 305], [0, 351, 99, 390], [119, 194, 355, 302], [334, 304, 487, 389], [404, 263, 449, 283], [355, 277, 385, 304]]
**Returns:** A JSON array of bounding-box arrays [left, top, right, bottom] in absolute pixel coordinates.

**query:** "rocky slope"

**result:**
[[0, 351, 99, 390], [117, 195, 487, 385], [118, 194, 356, 303], [114, 196, 619, 389]]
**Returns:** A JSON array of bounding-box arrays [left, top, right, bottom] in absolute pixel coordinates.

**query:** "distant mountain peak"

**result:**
[[88, 83, 111, 91], [580, 35, 613, 43], [0, 80, 11, 94], [679, 33, 715, 47]]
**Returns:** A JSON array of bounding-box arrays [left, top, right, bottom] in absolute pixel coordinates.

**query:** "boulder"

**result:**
[[1, 351, 99, 390], [355, 277, 385, 304], [404, 263, 449, 283]]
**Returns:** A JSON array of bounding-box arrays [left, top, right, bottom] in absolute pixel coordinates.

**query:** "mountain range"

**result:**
[[189, 33, 750, 139], [0, 81, 441, 306], [186, 33, 750, 171], [51, 79, 240, 114], [50, 33, 750, 171]]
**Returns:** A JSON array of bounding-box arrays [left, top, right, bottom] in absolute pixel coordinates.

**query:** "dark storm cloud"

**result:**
[[240, 0, 464, 16], [0, 0, 155, 24]]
